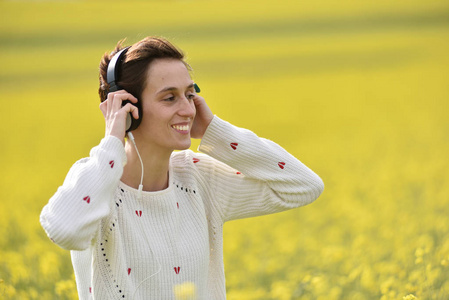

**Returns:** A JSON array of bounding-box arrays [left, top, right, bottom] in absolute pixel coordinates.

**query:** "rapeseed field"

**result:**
[[1, 0, 448, 299]]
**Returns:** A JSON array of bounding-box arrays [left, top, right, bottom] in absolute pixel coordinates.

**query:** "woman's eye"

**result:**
[[187, 94, 195, 100], [164, 96, 175, 101]]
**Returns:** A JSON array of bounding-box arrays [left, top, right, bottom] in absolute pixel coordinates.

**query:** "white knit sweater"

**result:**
[[40, 116, 324, 300]]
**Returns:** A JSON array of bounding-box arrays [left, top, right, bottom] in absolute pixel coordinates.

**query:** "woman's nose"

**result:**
[[178, 97, 196, 118]]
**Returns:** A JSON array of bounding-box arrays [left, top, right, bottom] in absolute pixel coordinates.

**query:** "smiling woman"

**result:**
[[39, 36, 324, 299], [128, 59, 198, 156]]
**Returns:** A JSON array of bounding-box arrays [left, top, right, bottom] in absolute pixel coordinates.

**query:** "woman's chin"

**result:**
[[175, 140, 192, 151]]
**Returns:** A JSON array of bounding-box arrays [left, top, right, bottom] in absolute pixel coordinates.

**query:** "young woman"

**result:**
[[40, 36, 324, 299]]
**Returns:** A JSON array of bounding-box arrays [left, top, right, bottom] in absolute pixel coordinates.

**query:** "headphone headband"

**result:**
[[106, 46, 131, 93]]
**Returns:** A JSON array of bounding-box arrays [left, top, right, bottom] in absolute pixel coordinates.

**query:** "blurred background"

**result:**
[[1, 0, 448, 299]]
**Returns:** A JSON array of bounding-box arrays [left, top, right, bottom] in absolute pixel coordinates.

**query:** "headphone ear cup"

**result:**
[[106, 47, 142, 132], [126, 114, 132, 132], [123, 99, 142, 132]]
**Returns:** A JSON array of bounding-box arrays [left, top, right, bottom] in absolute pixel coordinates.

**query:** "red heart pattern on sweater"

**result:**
[[230, 142, 238, 150], [135, 210, 142, 217], [174, 266, 180, 274], [109, 160, 114, 168], [278, 162, 286, 169], [193, 158, 200, 164], [83, 196, 91, 204], [128, 268, 131, 275]]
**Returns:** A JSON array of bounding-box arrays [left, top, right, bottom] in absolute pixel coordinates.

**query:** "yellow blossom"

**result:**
[[1, 1, 449, 300], [173, 282, 197, 300]]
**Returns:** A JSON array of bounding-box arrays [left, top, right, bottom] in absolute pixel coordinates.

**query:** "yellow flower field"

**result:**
[[1, 0, 448, 299]]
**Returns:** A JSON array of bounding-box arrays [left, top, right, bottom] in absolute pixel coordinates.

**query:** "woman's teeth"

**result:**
[[172, 125, 190, 131]]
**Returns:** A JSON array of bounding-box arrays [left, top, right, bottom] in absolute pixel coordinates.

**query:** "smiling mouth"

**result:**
[[171, 124, 190, 132]]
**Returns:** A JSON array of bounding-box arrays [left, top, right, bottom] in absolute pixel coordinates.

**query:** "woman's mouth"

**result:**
[[171, 124, 190, 133]]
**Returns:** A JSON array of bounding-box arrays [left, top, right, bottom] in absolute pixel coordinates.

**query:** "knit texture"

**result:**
[[40, 116, 324, 299]]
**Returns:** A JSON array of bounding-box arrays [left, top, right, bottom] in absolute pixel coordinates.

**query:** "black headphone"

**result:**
[[106, 46, 142, 132]]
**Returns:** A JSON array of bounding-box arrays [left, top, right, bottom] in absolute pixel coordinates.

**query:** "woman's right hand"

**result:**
[[99, 90, 139, 143]]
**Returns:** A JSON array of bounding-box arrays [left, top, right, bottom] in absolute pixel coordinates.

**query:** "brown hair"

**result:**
[[98, 37, 186, 102]]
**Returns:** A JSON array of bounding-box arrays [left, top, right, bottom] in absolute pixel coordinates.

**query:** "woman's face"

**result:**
[[134, 58, 196, 152]]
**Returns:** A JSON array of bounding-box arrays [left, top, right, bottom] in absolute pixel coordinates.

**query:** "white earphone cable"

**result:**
[[126, 132, 162, 299], [127, 132, 144, 200]]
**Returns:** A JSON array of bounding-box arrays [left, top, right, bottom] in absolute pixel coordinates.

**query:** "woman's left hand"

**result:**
[[191, 94, 214, 139]]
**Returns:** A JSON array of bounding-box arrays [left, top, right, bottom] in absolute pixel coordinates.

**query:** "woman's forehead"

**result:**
[[145, 59, 192, 93], [148, 59, 189, 78]]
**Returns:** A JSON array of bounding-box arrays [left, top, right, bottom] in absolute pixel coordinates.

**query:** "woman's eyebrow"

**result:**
[[156, 83, 195, 95]]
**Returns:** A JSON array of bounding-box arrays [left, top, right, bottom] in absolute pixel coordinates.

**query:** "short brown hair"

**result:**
[[98, 37, 186, 102]]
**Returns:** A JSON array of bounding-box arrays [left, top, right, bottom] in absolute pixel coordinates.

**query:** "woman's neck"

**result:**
[[121, 138, 172, 192]]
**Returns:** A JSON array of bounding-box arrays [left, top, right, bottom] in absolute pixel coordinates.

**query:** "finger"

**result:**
[[106, 93, 116, 117], [131, 106, 139, 120], [123, 102, 139, 119], [193, 95, 209, 113], [109, 91, 139, 113], [191, 94, 213, 130], [119, 90, 138, 103], [111, 93, 123, 115], [99, 101, 108, 117], [192, 94, 204, 105], [109, 90, 138, 103]]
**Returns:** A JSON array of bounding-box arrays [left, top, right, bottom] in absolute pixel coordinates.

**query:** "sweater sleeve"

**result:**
[[40, 136, 126, 250], [197, 116, 324, 223]]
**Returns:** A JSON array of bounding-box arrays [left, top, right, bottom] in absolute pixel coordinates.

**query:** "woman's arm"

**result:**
[[195, 116, 324, 222], [40, 136, 126, 250], [41, 89, 136, 250]]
